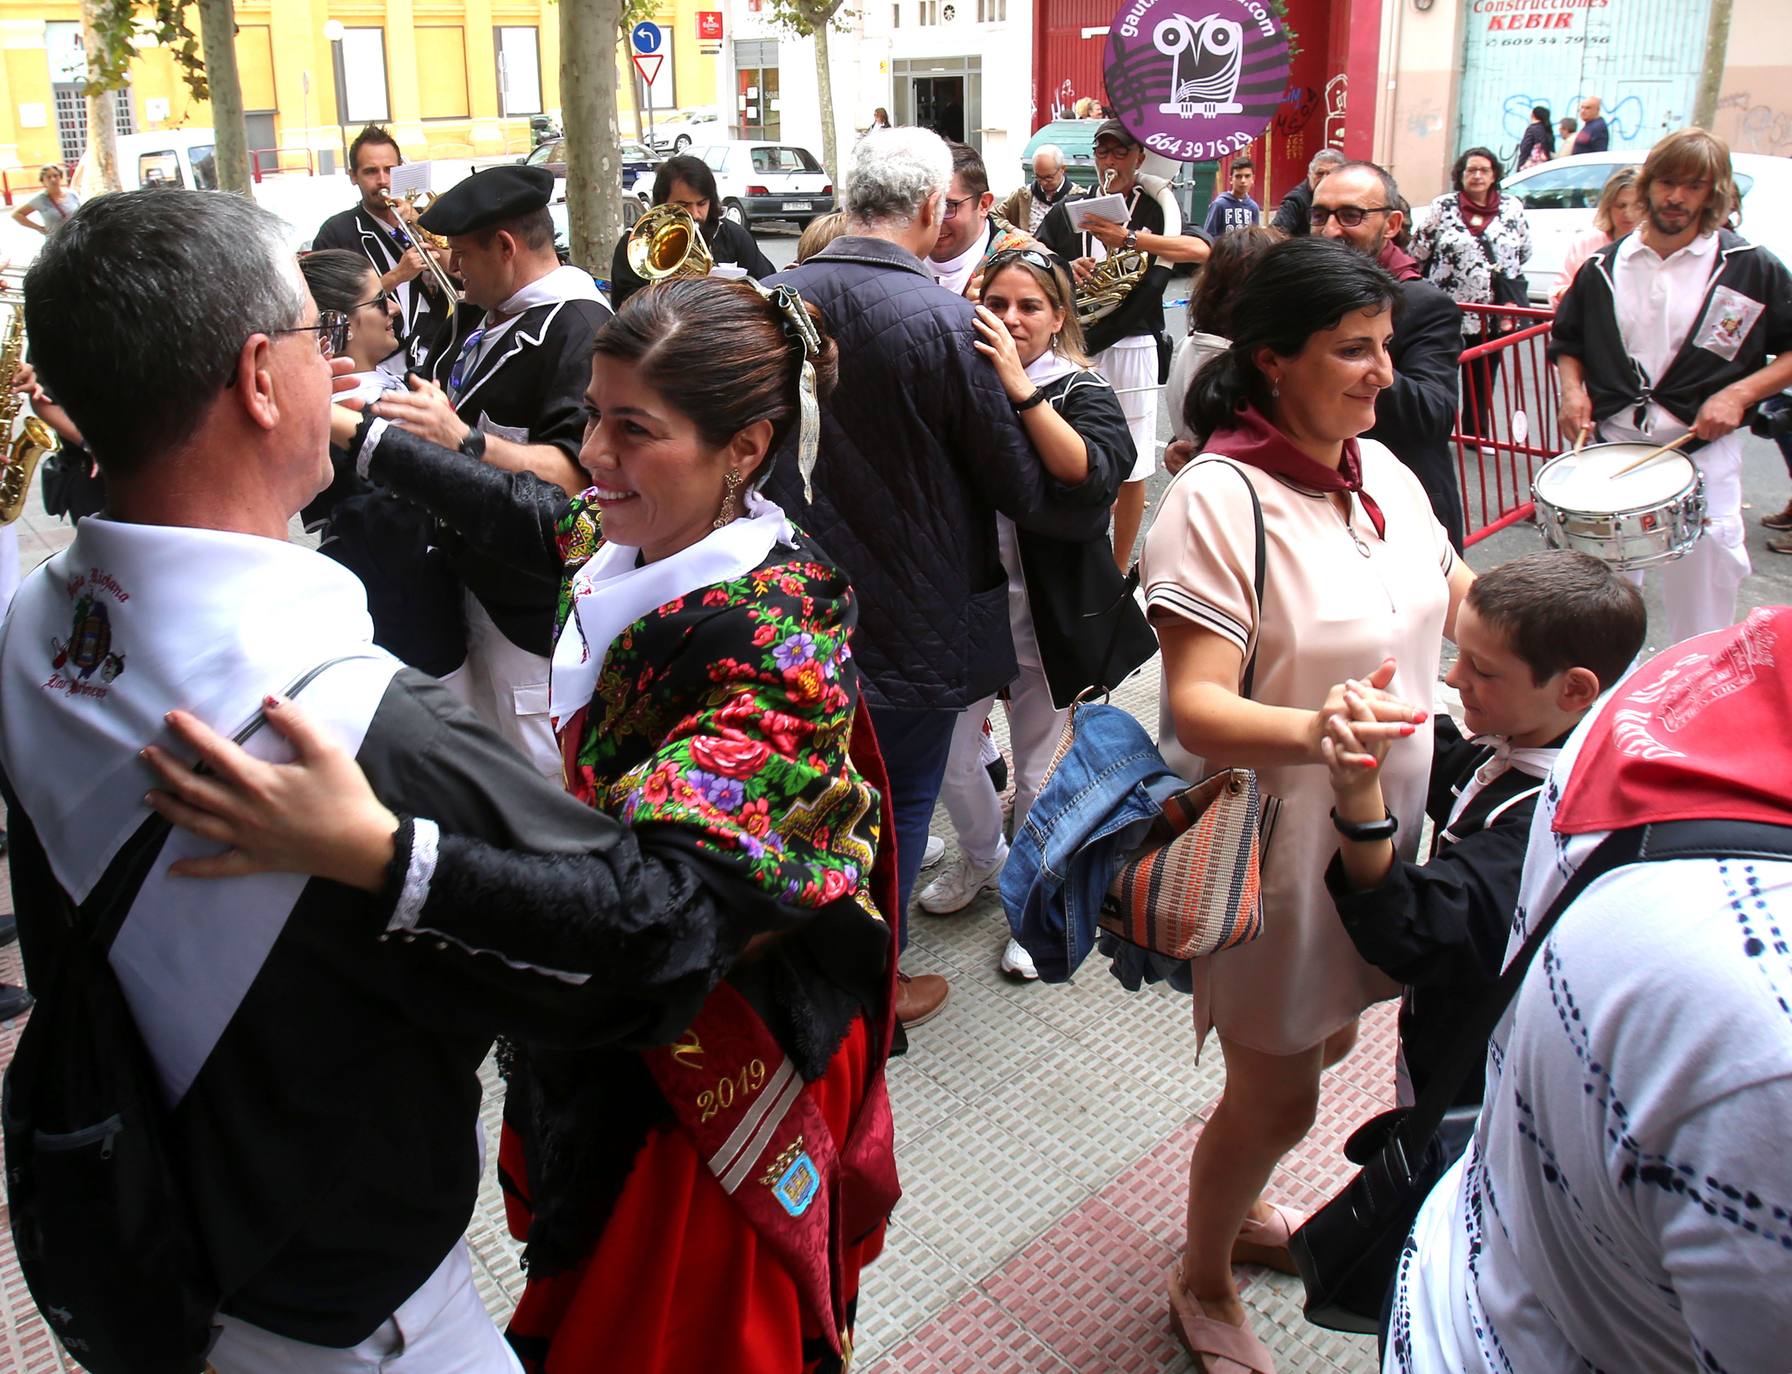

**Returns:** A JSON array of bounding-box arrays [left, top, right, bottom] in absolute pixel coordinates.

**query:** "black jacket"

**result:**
[[313, 204, 446, 372], [1270, 179, 1313, 237], [1366, 277, 1466, 549], [1324, 717, 1557, 1105], [763, 237, 1110, 710], [1513, 121, 1554, 171], [608, 217, 776, 310], [1035, 189, 1203, 354], [1020, 372, 1157, 706], [3, 668, 722, 1345], [1549, 229, 1792, 435]]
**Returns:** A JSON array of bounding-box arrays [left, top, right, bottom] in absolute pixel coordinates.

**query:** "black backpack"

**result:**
[[2, 810, 220, 1372]]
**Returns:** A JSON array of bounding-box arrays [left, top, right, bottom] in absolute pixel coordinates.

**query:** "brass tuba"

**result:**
[[0, 295, 60, 526], [1073, 168, 1184, 330], [627, 204, 715, 283]]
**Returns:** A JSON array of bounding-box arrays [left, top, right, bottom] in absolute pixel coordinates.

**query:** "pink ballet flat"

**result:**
[[1230, 1200, 1305, 1275]]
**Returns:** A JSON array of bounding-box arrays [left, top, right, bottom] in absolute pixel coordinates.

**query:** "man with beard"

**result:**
[[1311, 161, 1467, 547], [1552, 128, 1792, 644], [999, 145, 1081, 235]]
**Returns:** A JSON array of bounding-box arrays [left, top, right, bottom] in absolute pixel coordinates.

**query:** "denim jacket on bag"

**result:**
[[999, 702, 1187, 982]]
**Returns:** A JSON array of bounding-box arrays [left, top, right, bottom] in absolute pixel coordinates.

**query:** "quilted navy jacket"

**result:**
[[766, 237, 1111, 710]]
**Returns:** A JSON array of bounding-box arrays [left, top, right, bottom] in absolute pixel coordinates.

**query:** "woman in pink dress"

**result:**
[[1550, 166, 1642, 306], [1142, 237, 1475, 1372]]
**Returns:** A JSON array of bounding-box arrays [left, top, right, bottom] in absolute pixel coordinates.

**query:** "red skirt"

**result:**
[[501, 1017, 887, 1374]]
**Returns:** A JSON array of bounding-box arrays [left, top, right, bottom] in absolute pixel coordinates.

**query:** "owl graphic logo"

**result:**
[[1155, 14, 1245, 118]]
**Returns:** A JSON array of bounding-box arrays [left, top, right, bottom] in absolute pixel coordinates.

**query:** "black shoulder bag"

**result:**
[[1290, 817, 1792, 1334]]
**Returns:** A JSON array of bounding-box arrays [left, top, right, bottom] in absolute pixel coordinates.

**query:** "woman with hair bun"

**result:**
[[1142, 236, 1473, 1371], [143, 276, 899, 1374]]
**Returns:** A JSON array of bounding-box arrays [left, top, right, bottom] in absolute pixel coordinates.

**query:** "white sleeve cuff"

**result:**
[[388, 816, 439, 933], [355, 416, 391, 481]]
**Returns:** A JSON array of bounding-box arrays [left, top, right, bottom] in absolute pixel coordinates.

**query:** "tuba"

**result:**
[[627, 204, 715, 283], [0, 293, 60, 527], [1073, 168, 1184, 330]]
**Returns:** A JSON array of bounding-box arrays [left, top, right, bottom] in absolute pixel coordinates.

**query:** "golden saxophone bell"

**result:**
[[627, 204, 715, 283], [0, 299, 59, 526]]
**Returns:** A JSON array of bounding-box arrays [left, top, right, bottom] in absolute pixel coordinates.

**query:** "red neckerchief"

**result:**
[[1555, 608, 1792, 835], [1378, 239, 1421, 281], [1203, 403, 1386, 538], [1459, 189, 1499, 236]]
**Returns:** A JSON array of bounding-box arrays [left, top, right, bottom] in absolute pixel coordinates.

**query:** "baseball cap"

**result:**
[[1092, 118, 1143, 150]]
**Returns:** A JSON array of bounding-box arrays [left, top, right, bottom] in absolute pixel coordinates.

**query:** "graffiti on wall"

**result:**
[[1717, 92, 1792, 156], [1323, 72, 1346, 150]]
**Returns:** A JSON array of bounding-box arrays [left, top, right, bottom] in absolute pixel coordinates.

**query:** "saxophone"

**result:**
[[1073, 168, 1184, 330], [0, 302, 61, 526]]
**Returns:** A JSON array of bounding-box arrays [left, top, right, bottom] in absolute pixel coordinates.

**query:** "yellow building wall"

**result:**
[[0, 0, 715, 176]]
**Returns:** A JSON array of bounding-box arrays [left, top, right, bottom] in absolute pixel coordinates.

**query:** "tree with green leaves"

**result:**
[[81, 0, 251, 193], [765, 0, 850, 185]]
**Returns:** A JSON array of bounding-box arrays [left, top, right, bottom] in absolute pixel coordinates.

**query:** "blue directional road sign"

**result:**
[[631, 21, 663, 53]]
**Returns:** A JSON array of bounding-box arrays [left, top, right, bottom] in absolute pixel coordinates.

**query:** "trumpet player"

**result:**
[[1037, 119, 1210, 571], [313, 125, 452, 373], [359, 164, 610, 779], [607, 155, 774, 310]]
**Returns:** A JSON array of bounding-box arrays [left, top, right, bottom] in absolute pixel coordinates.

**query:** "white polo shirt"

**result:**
[[1611, 228, 1720, 437]]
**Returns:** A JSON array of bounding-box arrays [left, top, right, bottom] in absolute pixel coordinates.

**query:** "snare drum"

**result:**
[[1530, 442, 1706, 569]]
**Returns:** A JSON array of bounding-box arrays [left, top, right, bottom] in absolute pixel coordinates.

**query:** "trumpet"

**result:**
[[627, 204, 714, 283], [383, 190, 459, 321]]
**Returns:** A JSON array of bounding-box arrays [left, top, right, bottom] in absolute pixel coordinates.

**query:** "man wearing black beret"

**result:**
[[366, 162, 611, 777]]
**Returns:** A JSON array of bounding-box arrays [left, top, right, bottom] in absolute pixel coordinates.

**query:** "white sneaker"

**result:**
[[921, 834, 946, 869], [1000, 937, 1039, 981], [917, 843, 1009, 915]]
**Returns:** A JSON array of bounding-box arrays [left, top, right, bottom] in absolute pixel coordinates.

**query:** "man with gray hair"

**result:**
[[1, 188, 710, 1370], [1000, 143, 1081, 233], [1271, 146, 1347, 237], [765, 126, 1109, 1028]]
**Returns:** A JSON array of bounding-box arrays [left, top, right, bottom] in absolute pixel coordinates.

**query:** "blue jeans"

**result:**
[[866, 703, 958, 951]]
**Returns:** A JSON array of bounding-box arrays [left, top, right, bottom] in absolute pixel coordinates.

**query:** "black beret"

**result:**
[[418, 164, 555, 236]]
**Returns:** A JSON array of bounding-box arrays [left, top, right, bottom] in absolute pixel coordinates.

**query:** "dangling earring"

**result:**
[[714, 467, 743, 530], [1271, 379, 1281, 399]]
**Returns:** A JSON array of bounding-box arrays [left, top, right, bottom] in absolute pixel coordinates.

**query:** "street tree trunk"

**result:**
[[1692, 0, 1734, 132], [562, 0, 625, 274], [78, 0, 119, 192], [812, 18, 838, 186], [196, 0, 252, 193]]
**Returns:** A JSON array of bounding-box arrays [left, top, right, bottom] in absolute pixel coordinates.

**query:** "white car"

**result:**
[[693, 142, 835, 229], [1500, 151, 1792, 302], [648, 109, 724, 154]]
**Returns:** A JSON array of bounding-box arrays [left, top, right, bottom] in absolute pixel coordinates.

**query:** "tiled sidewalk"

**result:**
[[0, 647, 1389, 1373]]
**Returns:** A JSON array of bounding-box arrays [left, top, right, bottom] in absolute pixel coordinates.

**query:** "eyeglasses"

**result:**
[[1309, 204, 1393, 228], [942, 193, 979, 220], [984, 247, 1057, 275], [271, 311, 350, 359]]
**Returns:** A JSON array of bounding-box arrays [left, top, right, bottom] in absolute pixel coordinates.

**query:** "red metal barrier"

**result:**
[[249, 147, 318, 182], [1454, 302, 1560, 546]]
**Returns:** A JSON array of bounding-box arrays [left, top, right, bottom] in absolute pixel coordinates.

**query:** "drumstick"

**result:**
[[1611, 431, 1695, 477], [1571, 424, 1588, 458]]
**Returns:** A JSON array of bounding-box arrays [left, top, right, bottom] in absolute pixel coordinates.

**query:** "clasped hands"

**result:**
[[1311, 657, 1427, 793]]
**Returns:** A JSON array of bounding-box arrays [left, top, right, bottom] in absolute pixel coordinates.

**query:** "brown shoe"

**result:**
[[1762, 498, 1792, 531], [894, 971, 950, 1028], [1769, 530, 1792, 555]]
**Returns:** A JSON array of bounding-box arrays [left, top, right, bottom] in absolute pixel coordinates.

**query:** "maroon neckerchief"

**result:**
[[1459, 189, 1500, 236], [1378, 239, 1421, 282], [1204, 403, 1387, 539]]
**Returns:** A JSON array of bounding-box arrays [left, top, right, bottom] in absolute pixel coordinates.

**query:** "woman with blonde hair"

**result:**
[[1549, 167, 1642, 306]]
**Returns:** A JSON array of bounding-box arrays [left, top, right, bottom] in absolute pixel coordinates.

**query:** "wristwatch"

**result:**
[[1122, 230, 1139, 252], [458, 427, 488, 461], [1330, 807, 1398, 842]]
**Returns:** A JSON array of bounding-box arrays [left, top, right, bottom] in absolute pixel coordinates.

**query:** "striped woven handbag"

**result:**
[[1097, 768, 1264, 960]]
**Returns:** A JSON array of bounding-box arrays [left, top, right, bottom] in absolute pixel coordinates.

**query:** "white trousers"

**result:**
[[1097, 339, 1160, 482], [443, 593, 561, 780], [935, 664, 1067, 868], [208, 1241, 522, 1374], [1618, 428, 1749, 646]]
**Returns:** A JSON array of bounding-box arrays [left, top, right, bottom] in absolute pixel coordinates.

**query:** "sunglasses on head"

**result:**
[[984, 247, 1057, 274]]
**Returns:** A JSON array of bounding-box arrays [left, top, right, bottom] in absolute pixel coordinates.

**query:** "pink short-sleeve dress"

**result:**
[[1141, 444, 1454, 1056]]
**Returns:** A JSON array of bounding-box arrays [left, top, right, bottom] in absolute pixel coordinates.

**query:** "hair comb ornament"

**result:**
[[749, 281, 823, 503]]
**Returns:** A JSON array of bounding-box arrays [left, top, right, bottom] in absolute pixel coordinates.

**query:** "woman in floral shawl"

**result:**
[[145, 277, 898, 1374]]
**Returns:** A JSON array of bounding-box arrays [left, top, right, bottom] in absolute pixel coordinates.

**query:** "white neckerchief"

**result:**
[[341, 368, 408, 405], [549, 491, 798, 731], [0, 518, 401, 1105], [927, 222, 990, 296], [1443, 734, 1560, 835], [466, 264, 607, 373], [1024, 349, 1081, 390]]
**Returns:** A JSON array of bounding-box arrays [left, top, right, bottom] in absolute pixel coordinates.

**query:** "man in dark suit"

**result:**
[[1312, 161, 1466, 548]]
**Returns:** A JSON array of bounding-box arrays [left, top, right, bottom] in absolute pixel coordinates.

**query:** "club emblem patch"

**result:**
[[760, 1137, 821, 1217], [47, 581, 127, 700]]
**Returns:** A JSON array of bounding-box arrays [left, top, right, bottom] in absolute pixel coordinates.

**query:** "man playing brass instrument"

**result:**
[[1036, 119, 1209, 570], [313, 125, 453, 372]]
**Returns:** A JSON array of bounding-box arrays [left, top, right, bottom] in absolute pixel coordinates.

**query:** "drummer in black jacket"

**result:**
[[608, 155, 776, 310], [1319, 551, 1643, 1105], [362, 164, 611, 779]]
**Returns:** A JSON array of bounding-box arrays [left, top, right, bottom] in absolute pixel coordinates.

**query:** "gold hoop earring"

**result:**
[[714, 467, 744, 530]]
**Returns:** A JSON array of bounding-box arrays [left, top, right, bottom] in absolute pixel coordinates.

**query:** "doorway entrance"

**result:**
[[892, 56, 982, 150], [914, 77, 966, 142]]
